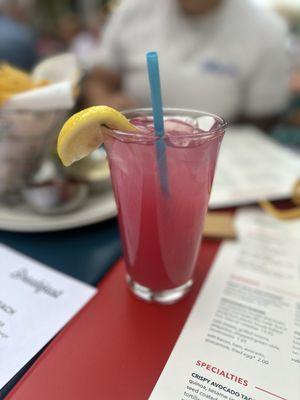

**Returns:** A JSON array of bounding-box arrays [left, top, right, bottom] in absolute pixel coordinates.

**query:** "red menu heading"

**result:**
[[196, 360, 249, 387]]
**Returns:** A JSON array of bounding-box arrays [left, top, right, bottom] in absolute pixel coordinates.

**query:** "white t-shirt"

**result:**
[[91, 0, 289, 120]]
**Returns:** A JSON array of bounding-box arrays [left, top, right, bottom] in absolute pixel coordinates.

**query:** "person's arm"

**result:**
[[238, 17, 290, 132]]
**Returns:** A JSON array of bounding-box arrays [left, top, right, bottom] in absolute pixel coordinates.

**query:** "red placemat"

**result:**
[[6, 239, 220, 400]]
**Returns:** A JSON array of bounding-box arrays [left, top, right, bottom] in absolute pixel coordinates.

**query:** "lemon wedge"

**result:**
[[57, 106, 138, 166]]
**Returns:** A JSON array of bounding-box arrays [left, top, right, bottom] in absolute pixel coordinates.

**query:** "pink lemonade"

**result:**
[[104, 109, 225, 303]]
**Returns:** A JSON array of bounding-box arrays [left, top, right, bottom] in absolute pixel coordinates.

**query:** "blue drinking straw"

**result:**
[[146, 51, 169, 194]]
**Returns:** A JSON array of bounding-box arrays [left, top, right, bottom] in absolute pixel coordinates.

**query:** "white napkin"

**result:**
[[3, 53, 80, 111]]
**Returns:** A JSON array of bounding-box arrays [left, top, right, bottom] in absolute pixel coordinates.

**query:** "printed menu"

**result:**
[[0, 244, 96, 390], [209, 128, 300, 208], [150, 223, 300, 399]]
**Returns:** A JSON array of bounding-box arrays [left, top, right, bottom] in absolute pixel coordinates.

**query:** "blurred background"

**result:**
[[0, 0, 113, 69], [1, 0, 300, 123], [0, 0, 300, 215], [1, 0, 300, 66], [1, 0, 300, 114], [0, 0, 300, 264], [0, 0, 300, 234]]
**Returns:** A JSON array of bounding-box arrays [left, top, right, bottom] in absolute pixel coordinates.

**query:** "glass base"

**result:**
[[126, 275, 193, 305]]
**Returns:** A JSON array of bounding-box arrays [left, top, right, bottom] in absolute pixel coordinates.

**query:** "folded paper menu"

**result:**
[[209, 127, 300, 208], [0, 244, 96, 391], [150, 226, 300, 399]]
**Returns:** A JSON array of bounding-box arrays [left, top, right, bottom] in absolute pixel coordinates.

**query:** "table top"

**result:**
[[5, 238, 220, 400]]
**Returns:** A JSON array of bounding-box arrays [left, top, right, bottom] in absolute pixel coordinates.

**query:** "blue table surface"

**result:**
[[0, 218, 122, 285], [0, 217, 122, 399]]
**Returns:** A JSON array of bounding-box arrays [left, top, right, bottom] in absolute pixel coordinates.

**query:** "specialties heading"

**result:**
[[196, 360, 249, 387]]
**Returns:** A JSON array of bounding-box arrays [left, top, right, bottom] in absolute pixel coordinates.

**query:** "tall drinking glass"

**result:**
[[104, 108, 226, 304]]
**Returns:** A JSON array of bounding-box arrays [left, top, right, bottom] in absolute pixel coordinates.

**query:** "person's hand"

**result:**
[[107, 93, 136, 110], [81, 67, 136, 110], [83, 82, 136, 109], [290, 71, 300, 94]]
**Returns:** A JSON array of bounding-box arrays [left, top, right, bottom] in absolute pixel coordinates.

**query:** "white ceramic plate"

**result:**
[[0, 190, 117, 232]]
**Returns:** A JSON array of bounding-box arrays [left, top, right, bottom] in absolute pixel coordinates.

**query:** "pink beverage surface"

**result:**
[[104, 117, 222, 291]]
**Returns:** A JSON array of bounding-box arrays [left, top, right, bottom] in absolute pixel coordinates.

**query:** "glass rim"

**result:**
[[116, 107, 227, 140]]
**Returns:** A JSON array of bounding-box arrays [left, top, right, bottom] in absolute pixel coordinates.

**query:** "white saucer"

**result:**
[[0, 190, 117, 232]]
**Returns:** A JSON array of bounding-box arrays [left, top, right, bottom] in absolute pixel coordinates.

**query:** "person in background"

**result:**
[[0, 0, 37, 70], [71, 15, 101, 62], [56, 12, 80, 51], [71, 8, 109, 65], [82, 0, 290, 130], [35, 12, 79, 59]]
